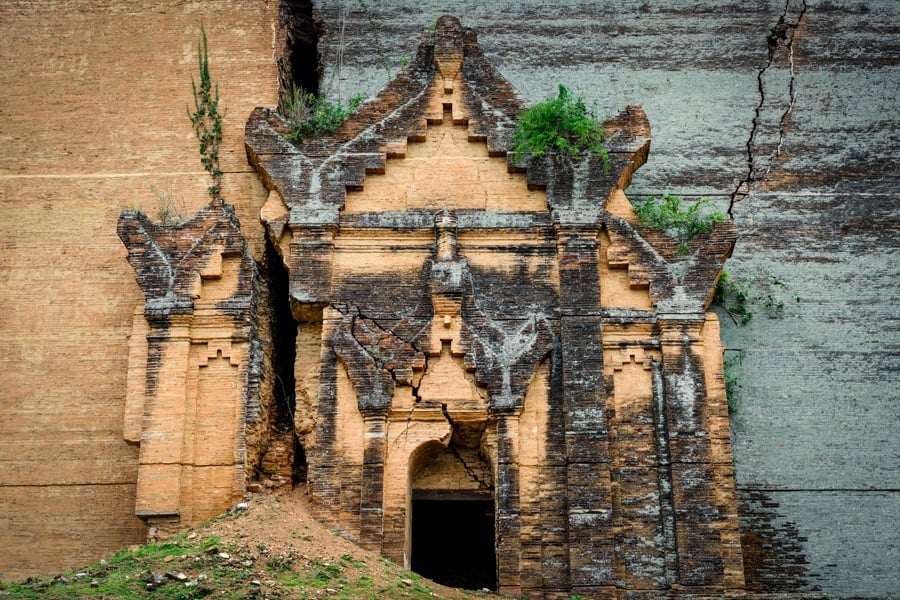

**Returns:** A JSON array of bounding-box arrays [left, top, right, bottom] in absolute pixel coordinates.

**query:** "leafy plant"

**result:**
[[714, 269, 753, 325], [188, 26, 225, 198], [714, 268, 799, 326], [282, 86, 363, 144], [723, 352, 743, 413], [763, 273, 799, 312], [633, 194, 727, 254], [512, 84, 610, 169]]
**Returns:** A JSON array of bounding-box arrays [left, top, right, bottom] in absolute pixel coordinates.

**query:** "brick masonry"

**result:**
[[308, 3, 900, 596], [0, 0, 279, 579], [0, 1, 897, 597], [246, 16, 741, 597]]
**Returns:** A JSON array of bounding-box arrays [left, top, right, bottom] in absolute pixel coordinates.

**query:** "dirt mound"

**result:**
[[2, 488, 507, 600]]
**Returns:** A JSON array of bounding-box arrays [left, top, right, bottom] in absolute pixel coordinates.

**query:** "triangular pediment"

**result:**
[[244, 15, 652, 228]]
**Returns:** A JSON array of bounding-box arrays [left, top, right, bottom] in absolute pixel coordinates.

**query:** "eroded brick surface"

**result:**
[[245, 17, 741, 597], [3, 2, 893, 595], [117, 199, 259, 534]]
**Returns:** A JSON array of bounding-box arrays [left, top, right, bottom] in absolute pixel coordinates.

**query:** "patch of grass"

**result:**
[[0, 532, 265, 599], [512, 84, 610, 169], [282, 86, 363, 144], [266, 554, 294, 572], [199, 535, 221, 552], [315, 561, 343, 582], [396, 575, 434, 599], [1, 505, 496, 600], [353, 574, 374, 589], [150, 185, 186, 225], [633, 193, 727, 254], [0, 581, 40, 598], [340, 553, 366, 569], [282, 558, 345, 590]]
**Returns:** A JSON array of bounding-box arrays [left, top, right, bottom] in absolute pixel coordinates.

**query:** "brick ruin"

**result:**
[[120, 15, 744, 598], [117, 199, 259, 536]]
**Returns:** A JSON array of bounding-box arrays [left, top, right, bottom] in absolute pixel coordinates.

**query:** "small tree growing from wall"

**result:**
[[281, 86, 363, 144], [512, 84, 610, 171], [189, 26, 225, 198]]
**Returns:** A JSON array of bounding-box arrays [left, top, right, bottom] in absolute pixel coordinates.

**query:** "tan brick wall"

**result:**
[[344, 116, 546, 213], [0, 1, 277, 579]]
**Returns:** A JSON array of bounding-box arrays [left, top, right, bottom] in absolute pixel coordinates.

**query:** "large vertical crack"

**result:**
[[440, 404, 492, 491], [730, 0, 808, 217]]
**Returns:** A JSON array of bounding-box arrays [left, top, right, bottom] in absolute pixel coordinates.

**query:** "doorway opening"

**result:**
[[411, 496, 496, 591]]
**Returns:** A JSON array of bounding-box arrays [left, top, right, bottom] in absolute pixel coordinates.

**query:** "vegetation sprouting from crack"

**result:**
[[632, 194, 726, 254], [714, 268, 799, 327], [276, 6, 366, 144], [150, 184, 186, 225], [723, 352, 743, 413], [189, 26, 225, 198], [282, 86, 363, 144], [690, 264, 799, 415]]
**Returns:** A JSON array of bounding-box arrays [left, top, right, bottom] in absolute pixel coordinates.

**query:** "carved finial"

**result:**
[[434, 207, 458, 262], [434, 15, 464, 93]]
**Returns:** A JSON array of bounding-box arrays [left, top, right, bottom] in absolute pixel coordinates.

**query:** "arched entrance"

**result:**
[[409, 436, 496, 590], [412, 494, 495, 590]]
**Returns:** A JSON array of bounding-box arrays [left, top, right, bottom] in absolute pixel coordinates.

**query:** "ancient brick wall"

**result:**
[[245, 17, 743, 597], [0, 0, 280, 580], [0, 1, 896, 596]]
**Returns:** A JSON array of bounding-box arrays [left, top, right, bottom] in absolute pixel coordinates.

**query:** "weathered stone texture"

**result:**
[[0, 0, 896, 596], [244, 16, 741, 597], [0, 0, 278, 580], [117, 198, 258, 534], [310, 2, 900, 596]]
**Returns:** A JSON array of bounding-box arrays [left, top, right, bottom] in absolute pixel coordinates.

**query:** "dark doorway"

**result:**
[[411, 499, 496, 590]]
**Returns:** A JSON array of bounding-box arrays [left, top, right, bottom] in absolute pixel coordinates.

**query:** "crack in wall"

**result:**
[[440, 403, 492, 491], [331, 303, 430, 445], [729, 0, 808, 217], [333, 302, 413, 383]]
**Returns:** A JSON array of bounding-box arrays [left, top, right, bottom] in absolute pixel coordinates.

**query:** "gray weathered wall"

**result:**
[[313, 0, 899, 595]]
